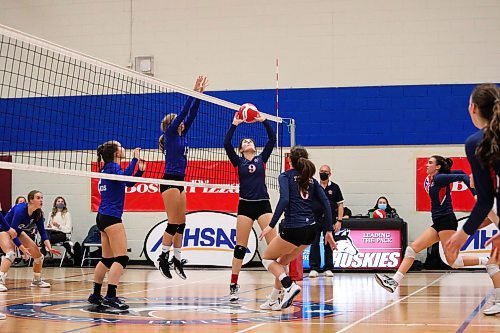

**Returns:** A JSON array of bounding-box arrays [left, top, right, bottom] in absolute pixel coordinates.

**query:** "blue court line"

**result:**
[[456, 289, 494, 333], [61, 324, 101, 333]]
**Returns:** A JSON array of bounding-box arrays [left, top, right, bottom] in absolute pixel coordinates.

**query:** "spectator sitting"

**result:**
[[368, 196, 399, 219], [343, 206, 352, 219], [45, 196, 73, 258]]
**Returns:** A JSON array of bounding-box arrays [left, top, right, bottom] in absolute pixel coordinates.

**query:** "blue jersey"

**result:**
[[163, 97, 200, 176], [5, 202, 45, 245], [426, 170, 474, 219], [269, 169, 333, 231], [224, 120, 276, 201], [463, 129, 500, 235], [98, 158, 144, 219]]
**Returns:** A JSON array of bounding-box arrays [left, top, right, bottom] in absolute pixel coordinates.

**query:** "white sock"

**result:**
[[33, 272, 41, 280], [495, 288, 500, 302], [479, 257, 489, 266], [393, 271, 404, 283], [270, 287, 282, 300], [174, 248, 182, 260], [162, 245, 170, 254]]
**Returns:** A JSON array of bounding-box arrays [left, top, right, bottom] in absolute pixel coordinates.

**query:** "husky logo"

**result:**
[[334, 229, 359, 255]]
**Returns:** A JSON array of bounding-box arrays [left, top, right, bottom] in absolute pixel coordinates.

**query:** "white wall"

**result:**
[[0, 0, 499, 90]]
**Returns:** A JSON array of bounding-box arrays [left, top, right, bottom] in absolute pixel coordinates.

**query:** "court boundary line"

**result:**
[[456, 289, 494, 333], [336, 273, 447, 333]]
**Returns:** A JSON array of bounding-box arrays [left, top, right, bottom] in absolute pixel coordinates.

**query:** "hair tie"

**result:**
[[494, 98, 500, 104]]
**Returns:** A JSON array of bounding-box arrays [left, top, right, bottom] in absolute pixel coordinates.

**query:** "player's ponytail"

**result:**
[[289, 146, 316, 195], [471, 84, 500, 166], [432, 155, 452, 174], [159, 113, 177, 153], [97, 141, 118, 171]]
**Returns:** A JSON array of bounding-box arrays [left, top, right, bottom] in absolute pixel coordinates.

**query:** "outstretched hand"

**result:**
[[254, 113, 266, 122], [133, 148, 141, 160], [138, 159, 146, 171], [259, 226, 273, 241], [232, 112, 244, 126], [194, 75, 209, 93]]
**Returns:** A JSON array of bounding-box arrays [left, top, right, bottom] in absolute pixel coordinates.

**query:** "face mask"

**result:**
[[319, 173, 329, 181], [56, 203, 65, 209], [378, 203, 387, 210]]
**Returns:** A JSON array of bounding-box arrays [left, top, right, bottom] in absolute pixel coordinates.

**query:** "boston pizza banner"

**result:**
[[416, 157, 475, 212], [91, 161, 239, 212]]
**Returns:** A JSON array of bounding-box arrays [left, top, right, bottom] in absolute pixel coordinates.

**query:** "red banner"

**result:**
[[91, 161, 239, 212], [416, 157, 475, 211]]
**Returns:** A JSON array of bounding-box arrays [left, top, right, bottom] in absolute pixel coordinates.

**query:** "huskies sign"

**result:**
[[303, 229, 402, 270], [144, 211, 258, 267]]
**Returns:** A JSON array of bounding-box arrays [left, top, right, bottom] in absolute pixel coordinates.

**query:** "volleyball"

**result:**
[[372, 209, 387, 219], [237, 103, 259, 122]]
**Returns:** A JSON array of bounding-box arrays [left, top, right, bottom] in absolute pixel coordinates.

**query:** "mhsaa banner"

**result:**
[[144, 211, 258, 267], [416, 157, 475, 212], [91, 161, 239, 212]]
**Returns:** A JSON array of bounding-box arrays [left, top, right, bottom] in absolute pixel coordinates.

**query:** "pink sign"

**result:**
[[332, 229, 402, 269]]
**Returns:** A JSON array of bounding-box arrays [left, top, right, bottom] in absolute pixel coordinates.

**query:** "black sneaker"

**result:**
[[229, 283, 240, 302], [157, 253, 172, 279], [88, 293, 104, 305], [103, 296, 129, 310], [171, 257, 187, 280]]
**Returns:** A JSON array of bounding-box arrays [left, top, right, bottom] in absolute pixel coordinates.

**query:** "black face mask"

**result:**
[[319, 173, 329, 181]]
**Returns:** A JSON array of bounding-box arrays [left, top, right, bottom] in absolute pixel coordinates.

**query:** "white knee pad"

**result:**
[[3, 251, 16, 263], [405, 246, 416, 259], [33, 255, 44, 265], [451, 256, 464, 268], [486, 264, 499, 278], [262, 259, 274, 270]]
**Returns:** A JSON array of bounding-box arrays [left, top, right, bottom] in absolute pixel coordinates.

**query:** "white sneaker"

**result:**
[[274, 282, 301, 310], [0, 274, 7, 292], [308, 270, 318, 278], [31, 278, 51, 288], [229, 284, 240, 302], [483, 301, 500, 316], [324, 270, 334, 277], [260, 289, 284, 310], [374, 273, 398, 293], [0, 312, 5, 320]]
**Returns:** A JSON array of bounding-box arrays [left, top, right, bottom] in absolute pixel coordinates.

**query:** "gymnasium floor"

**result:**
[[0, 267, 497, 332]]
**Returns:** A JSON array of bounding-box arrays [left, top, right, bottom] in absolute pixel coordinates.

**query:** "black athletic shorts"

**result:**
[[160, 174, 185, 193], [280, 224, 317, 247], [96, 213, 122, 232], [237, 200, 272, 221], [431, 213, 458, 232]]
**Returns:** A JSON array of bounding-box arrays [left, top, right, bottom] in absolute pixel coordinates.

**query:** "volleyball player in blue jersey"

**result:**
[[445, 83, 500, 315], [259, 146, 336, 310], [87, 141, 145, 310], [0, 190, 60, 292], [224, 111, 277, 301], [157, 76, 208, 280], [376, 156, 486, 293]]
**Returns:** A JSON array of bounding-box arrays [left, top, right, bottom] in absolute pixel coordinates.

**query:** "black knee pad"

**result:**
[[165, 223, 178, 236], [101, 257, 114, 269], [176, 223, 186, 235], [115, 255, 129, 269], [233, 245, 247, 260]]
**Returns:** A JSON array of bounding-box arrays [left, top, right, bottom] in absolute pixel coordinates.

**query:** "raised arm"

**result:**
[[269, 173, 290, 228], [181, 76, 209, 134], [165, 97, 194, 136], [260, 119, 277, 163], [224, 113, 244, 167], [434, 172, 475, 196], [462, 138, 495, 235]]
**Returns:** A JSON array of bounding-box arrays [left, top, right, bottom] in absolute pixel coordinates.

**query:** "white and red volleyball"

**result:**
[[237, 103, 259, 123], [372, 209, 387, 219]]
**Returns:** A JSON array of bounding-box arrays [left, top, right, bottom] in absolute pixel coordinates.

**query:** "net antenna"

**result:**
[[0, 23, 283, 190]]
